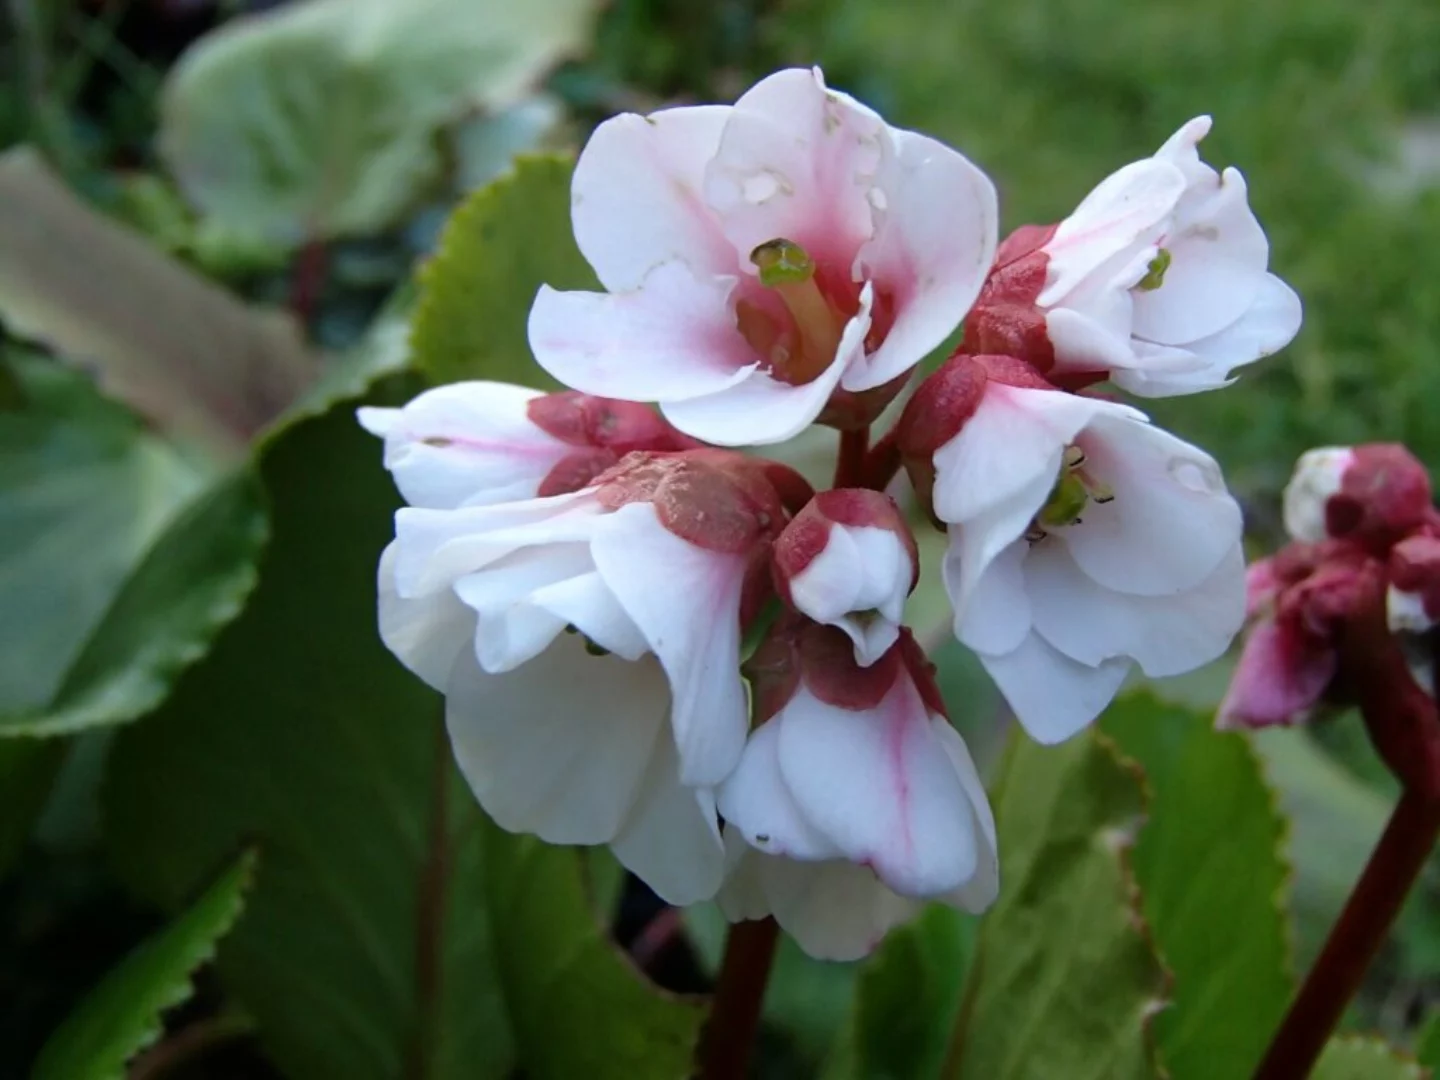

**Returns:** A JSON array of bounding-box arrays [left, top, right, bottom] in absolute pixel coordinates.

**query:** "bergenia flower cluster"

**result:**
[[365, 68, 1302, 960]]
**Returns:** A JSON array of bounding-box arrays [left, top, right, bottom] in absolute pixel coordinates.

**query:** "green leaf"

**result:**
[[160, 0, 599, 246], [105, 380, 701, 1080], [0, 148, 314, 457], [1312, 1034, 1426, 1079], [830, 904, 973, 1080], [17, 470, 268, 737], [1415, 1008, 1440, 1070], [31, 849, 257, 1080], [410, 154, 597, 387], [0, 737, 67, 874], [950, 732, 1166, 1080], [0, 356, 207, 723], [1101, 693, 1293, 1079]]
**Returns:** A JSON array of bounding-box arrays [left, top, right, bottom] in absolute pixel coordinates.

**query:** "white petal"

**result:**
[[1131, 167, 1269, 345], [610, 733, 727, 905], [982, 633, 1131, 743], [789, 523, 909, 666], [1389, 585, 1436, 634], [452, 544, 596, 672], [528, 266, 758, 404], [1116, 274, 1302, 397], [445, 637, 667, 845], [376, 542, 474, 690], [1039, 159, 1187, 308], [1062, 413, 1242, 596], [950, 535, 1032, 656], [930, 719, 999, 913], [942, 479, 1053, 631], [391, 495, 600, 597], [1029, 540, 1246, 677], [660, 283, 871, 445], [715, 828, 774, 922], [846, 129, 999, 391], [727, 845, 920, 961], [777, 684, 980, 896], [590, 503, 750, 786], [1282, 446, 1353, 543], [931, 385, 1134, 524], [716, 719, 842, 861], [1044, 307, 1141, 373], [702, 68, 884, 277], [571, 106, 738, 292], [359, 382, 566, 510]]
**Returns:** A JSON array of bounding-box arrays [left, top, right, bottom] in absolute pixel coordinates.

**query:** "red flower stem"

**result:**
[[699, 917, 781, 1080], [1252, 788, 1440, 1080], [836, 427, 870, 489], [288, 236, 328, 330]]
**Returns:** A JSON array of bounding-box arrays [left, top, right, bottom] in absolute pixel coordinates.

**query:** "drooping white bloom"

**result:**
[[901, 354, 1245, 743], [528, 67, 998, 446], [359, 381, 694, 509], [966, 117, 1301, 396], [772, 489, 916, 665], [715, 622, 997, 960], [376, 450, 792, 904]]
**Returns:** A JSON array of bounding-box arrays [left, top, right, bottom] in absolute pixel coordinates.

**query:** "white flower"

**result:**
[[527, 67, 997, 446], [715, 623, 997, 960], [359, 381, 572, 508], [920, 357, 1245, 742], [376, 451, 789, 904], [1023, 117, 1302, 396], [359, 381, 693, 509], [772, 489, 916, 665]]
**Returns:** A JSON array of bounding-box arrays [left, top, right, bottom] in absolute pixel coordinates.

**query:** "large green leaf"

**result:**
[[1101, 693, 1293, 1079], [0, 356, 207, 723], [410, 154, 597, 387], [1312, 1035, 1427, 1079], [1415, 1008, 1440, 1070], [160, 0, 599, 246], [949, 732, 1166, 1080], [31, 849, 257, 1080], [105, 380, 702, 1080]]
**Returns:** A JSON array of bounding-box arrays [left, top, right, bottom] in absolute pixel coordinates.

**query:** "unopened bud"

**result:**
[[772, 490, 918, 666], [1283, 444, 1431, 549]]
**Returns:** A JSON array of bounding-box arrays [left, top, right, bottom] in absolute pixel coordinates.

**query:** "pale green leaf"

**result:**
[[106, 379, 701, 1080], [161, 0, 599, 245], [1102, 693, 1293, 1079], [0, 148, 314, 457], [1312, 1034, 1426, 1079], [0, 356, 207, 724], [31, 849, 257, 1080], [410, 153, 597, 387], [950, 732, 1166, 1080]]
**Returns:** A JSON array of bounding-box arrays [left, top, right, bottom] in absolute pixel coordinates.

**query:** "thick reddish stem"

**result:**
[[699, 917, 781, 1080], [288, 236, 328, 330], [862, 429, 902, 492], [1252, 790, 1440, 1080], [835, 427, 870, 489]]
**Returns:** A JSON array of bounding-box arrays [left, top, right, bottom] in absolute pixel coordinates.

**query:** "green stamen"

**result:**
[[748, 238, 843, 385], [1136, 248, 1172, 291]]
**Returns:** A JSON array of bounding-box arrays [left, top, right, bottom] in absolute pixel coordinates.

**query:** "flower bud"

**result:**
[[1283, 444, 1433, 549], [771, 490, 918, 666]]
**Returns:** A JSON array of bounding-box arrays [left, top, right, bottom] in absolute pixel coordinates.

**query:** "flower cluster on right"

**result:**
[[368, 68, 1303, 959]]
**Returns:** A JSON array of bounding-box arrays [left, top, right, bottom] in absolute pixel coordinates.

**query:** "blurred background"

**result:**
[[4, 0, 1440, 1076]]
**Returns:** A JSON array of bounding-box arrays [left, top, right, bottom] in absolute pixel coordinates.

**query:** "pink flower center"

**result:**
[[734, 238, 893, 386]]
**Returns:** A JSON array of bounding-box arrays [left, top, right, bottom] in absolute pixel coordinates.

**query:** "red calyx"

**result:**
[[959, 223, 1057, 371]]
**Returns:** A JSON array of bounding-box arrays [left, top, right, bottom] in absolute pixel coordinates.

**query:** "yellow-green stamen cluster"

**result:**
[[747, 238, 843, 385], [1028, 445, 1114, 541]]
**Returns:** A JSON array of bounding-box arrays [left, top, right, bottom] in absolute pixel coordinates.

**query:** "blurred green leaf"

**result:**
[[1312, 1034, 1427, 1079], [1415, 1008, 1440, 1069], [161, 0, 599, 247], [0, 356, 207, 724], [1101, 693, 1292, 1079], [0, 738, 68, 874], [411, 154, 596, 387], [0, 148, 314, 457], [949, 732, 1166, 1080], [827, 904, 973, 1080], [19, 470, 268, 737], [105, 380, 700, 1080], [31, 849, 257, 1080]]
